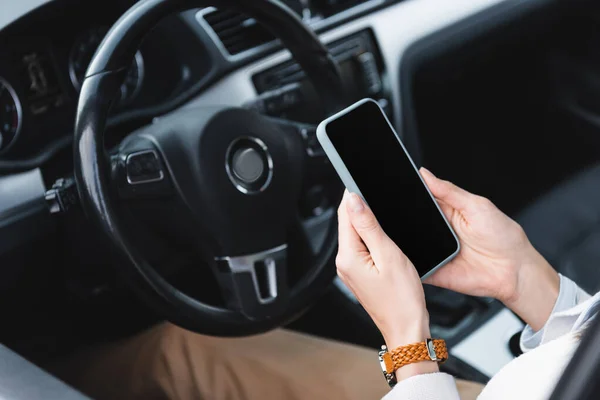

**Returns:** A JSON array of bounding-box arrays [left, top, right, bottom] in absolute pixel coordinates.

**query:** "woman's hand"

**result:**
[[420, 168, 560, 331], [336, 191, 438, 381]]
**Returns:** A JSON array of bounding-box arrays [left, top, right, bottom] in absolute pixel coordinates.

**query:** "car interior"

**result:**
[[1, 0, 600, 398]]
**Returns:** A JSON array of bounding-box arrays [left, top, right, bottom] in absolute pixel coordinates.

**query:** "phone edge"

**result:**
[[316, 98, 461, 281], [317, 98, 371, 203]]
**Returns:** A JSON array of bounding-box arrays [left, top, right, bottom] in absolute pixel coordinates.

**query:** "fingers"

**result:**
[[420, 168, 473, 214], [345, 193, 391, 258], [337, 192, 371, 278], [337, 191, 366, 254]]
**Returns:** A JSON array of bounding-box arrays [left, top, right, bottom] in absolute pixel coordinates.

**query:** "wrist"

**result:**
[[382, 314, 431, 350], [503, 247, 559, 331]]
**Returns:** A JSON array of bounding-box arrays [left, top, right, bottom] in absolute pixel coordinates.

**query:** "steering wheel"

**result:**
[[74, 0, 347, 336]]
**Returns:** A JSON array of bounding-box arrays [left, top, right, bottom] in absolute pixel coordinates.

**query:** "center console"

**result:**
[[248, 29, 393, 219], [248, 30, 391, 124]]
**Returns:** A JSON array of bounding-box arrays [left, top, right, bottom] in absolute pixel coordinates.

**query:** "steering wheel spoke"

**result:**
[[297, 123, 325, 159], [268, 117, 322, 157], [215, 245, 289, 320], [268, 117, 336, 182]]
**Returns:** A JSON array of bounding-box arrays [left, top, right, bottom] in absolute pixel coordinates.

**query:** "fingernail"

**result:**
[[348, 193, 364, 213]]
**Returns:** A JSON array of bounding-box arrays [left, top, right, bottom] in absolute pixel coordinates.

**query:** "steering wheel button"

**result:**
[[226, 137, 273, 194], [232, 148, 264, 183], [126, 150, 164, 185]]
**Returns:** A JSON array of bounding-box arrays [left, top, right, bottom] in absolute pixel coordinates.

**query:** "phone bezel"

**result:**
[[316, 98, 460, 280]]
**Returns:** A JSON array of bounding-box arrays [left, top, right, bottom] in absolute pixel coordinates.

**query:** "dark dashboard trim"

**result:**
[[0, 169, 52, 254], [0, 136, 71, 174], [397, 0, 587, 166]]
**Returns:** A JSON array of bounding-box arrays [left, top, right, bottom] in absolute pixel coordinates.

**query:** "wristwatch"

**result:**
[[378, 338, 448, 387]]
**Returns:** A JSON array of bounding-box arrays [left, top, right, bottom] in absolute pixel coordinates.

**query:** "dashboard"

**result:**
[[0, 0, 396, 160]]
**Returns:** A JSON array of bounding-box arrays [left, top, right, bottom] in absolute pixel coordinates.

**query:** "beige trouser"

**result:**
[[52, 323, 484, 400]]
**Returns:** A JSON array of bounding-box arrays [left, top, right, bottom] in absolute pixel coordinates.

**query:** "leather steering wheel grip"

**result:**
[[74, 0, 345, 336]]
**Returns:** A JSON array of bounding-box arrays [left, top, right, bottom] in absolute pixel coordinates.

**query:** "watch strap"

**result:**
[[382, 338, 448, 374]]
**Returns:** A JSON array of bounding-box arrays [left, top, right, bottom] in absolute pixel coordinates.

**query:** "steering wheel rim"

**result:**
[[74, 0, 346, 336]]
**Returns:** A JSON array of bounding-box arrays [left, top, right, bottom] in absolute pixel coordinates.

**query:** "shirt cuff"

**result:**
[[520, 274, 586, 352], [382, 373, 460, 400]]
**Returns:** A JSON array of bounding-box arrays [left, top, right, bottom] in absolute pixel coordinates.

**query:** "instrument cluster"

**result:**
[[0, 48, 67, 154], [0, 78, 22, 153], [0, 25, 146, 155]]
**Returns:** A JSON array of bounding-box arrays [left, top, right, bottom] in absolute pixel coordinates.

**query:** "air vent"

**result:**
[[201, 8, 276, 56]]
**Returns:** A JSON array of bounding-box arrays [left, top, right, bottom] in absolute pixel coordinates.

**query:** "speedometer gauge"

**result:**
[[0, 77, 23, 153], [69, 27, 145, 106]]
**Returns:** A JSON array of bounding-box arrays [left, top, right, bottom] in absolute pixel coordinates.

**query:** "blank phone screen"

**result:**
[[327, 100, 458, 276]]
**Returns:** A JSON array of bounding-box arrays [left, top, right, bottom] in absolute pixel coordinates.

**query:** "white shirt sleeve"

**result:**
[[382, 373, 460, 400], [521, 274, 591, 352]]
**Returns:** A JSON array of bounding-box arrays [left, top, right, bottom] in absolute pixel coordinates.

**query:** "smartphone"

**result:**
[[317, 98, 459, 279]]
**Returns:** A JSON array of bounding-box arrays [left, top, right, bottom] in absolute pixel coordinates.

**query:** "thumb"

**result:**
[[420, 168, 472, 214], [346, 193, 390, 255]]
